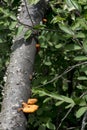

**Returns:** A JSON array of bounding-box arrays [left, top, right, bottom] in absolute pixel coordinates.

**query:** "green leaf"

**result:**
[[83, 39, 87, 53], [9, 22, 17, 29], [55, 101, 64, 106], [44, 61, 52, 66], [0, 38, 3, 43], [46, 121, 56, 130], [61, 96, 75, 104], [43, 97, 51, 103], [79, 100, 87, 107], [34, 24, 46, 30], [41, 43, 47, 49], [65, 104, 74, 108], [66, 0, 81, 11], [78, 0, 87, 5], [48, 41, 53, 46], [76, 84, 83, 89], [28, 0, 40, 5], [46, 92, 65, 101], [24, 30, 32, 40], [59, 24, 74, 35], [9, 13, 17, 20], [65, 44, 81, 51], [0, 7, 9, 16], [41, 79, 47, 85], [55, 44, 63, 49], [33, 89, 75, 105], [51, 16, 65, 24], [71, 21, 80, 30], [74, 56, 87, 61], [76, 32, 85, 38], [0, 8, 16, 20], [76, 107, 87, 118], [16, 25, 24, 37], [77, 76, 87, 80], [35, 90, 47, 97]]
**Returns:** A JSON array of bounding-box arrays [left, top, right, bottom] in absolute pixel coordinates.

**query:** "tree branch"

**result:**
[[57, 107, 73, 130], [0, 0, 49, 130], [37, 61, 87, 88]]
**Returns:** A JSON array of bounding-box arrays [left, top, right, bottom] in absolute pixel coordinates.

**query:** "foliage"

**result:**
[[28, 0, 87, 129], [1, 0, 87, 130], [28, 0, 40, 5]]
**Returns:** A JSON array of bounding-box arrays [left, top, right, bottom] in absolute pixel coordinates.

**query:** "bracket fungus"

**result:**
[[18, 98, 39, 113], [27, 98, 38, 105]]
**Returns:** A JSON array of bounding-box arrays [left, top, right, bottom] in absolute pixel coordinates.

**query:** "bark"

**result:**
[[0, 0, 49, 130]]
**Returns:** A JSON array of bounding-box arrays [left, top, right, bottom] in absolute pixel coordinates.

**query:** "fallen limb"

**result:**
[[0, 0, 49, 129]]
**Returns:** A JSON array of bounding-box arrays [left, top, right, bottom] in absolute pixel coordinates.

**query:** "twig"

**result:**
[[81, 111, 87, 130], [37, 61, 87, 88], [80, 92, 87, 98], [23, 0, 34, 27], [67, 127, 77, 130], [57, 107, 73, 130], [72, 37, 83, 49], [18, 19, 62, 32], [72, 37, 87, 56]]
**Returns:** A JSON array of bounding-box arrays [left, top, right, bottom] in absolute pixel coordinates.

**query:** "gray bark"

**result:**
[[0, 0, 49, 130]]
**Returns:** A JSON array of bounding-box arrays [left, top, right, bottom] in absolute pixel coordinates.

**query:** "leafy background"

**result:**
[[1, 0, 87, 130]]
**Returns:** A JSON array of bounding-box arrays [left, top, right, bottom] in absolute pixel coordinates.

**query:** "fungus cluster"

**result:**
[[18, 98, 39, 113]]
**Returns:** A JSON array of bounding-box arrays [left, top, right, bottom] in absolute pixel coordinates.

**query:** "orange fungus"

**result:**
[[18, 98, 39, 113], [27, 98, 38, 105], [18, 105, 39, 113], [43, 18, 47, 22]]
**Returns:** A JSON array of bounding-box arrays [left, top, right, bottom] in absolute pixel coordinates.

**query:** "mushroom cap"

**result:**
[[22, 102, 28, 107], [27, 98, 38, 105], [22, 105, 39, 113], [43, 18, 47, 22], [36, 43, 40, 48]]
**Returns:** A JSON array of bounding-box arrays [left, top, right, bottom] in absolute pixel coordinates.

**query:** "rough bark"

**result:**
[[0, 0, 49, 130]]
